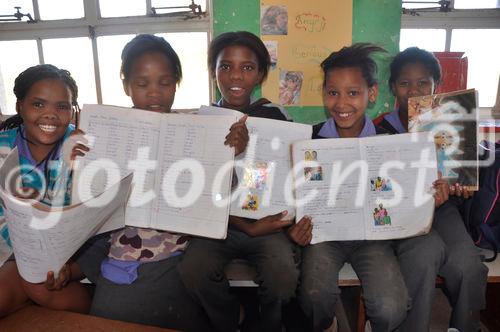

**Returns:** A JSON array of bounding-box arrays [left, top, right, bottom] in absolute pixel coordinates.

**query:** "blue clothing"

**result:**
[[101, 258, 141, 285], [317, 115, 376, 138], [383, 109, 407, 134], [299, 116, 409, 331], [0, 125, 74, 246], [381, 110, 487, 331]]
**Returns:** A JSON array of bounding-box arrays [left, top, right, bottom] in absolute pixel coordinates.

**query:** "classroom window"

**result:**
[[151, 0, 207, 14], [38, 0, 84, 20], [400, 29, 446, 52], [0, 0, 33, 22], [99, 0, 147, 18], [454, 0, 500, 9], [402, 0, 439, 9], [0, 0, 211, 115], [156, 32, 209, 110], [42, 37, 97, 105], [0, 40, 38, 114], [450, 29, 500, 107], [97, 32, 209, 110], [97, 34, 136, 107], [401, 5, 500, 108]]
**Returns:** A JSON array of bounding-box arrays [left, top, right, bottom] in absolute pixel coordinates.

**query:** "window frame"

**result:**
[[401, 6, 500, 111], [0, 0, 214, 104]]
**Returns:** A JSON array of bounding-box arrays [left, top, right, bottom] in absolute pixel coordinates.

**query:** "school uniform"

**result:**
[[299, 116, 410, 332], [87, 200, 209, 329], [382, 110, 488, 332], [0, 125, 73, 260], [177, 98, 299, 332], [0, 125, 73, 213]]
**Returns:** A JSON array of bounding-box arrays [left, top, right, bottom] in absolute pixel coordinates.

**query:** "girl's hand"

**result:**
[[449, 183, 474, 199], [287, 216, 312, 246], [246, 211, 293, 237], [63, 129, 90, 165], [44, 263, 71, 291], [433, 177, 449, 208], [225, 115, 249, 156]]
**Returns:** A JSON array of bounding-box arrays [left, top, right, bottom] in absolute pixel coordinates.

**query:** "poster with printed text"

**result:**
[[260, 0, 353, 106]]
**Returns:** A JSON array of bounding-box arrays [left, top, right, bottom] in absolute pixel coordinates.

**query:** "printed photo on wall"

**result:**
[[370, 177, 393, 192], [264, 40, 278, 70], [373, 204, 392, 226], [261, 5, 288, 35], [279, 70, 303, 105]]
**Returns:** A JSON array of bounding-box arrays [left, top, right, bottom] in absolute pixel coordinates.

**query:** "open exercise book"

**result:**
[[73, 104, 236, 239], [292, 132, 438, 244], [0, 148, 132, 283], [199, 105, 312, 219], [408, 88, 479, 190]]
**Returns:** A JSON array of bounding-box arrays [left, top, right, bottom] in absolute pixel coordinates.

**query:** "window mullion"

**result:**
[[32, 0, 41, 21], [84, 0, 99, 25], [36, 37, 44, 64], [88, 26, 103, 104], [445, 28, 452, 52]]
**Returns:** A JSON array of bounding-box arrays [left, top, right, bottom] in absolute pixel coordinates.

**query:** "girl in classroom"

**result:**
[[86, 33, 247, 331], [289, 43, 413, 332], [177, 31, 301, 332], [0, 64, 91, 317], [378, 46, 488, 332]]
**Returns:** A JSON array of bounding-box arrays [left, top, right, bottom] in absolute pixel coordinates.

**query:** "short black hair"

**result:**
[[1, 64, 78, 131], [208, 31, 271, 81], [389, 46, 441, 89], [120, 34, 182, 84], [321, 43, 386, 87]]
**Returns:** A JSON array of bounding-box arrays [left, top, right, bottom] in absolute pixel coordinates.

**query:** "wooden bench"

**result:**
[[0, 306, 177, 331], [225, 248, 500, 332]]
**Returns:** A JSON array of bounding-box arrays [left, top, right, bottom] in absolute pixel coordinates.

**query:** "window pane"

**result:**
[[38, 0, 84, 20], [157, 32, 209, 110], [0, 0, 33, 22], [97, 34, 136, 107], [42, 38, 97, 106], [402, 0, 440, 9], [99, 0, 146, 17], [451, 29, 500, 107], [98, 33, 209, 110], [151, 0, 206, 13], [400, 29, 446, 52], [454, 0, 500, 9], [0, 40, 39, 114]]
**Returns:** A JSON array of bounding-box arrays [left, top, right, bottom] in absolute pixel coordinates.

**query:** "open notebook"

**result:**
[[73, 104, 236, 239]]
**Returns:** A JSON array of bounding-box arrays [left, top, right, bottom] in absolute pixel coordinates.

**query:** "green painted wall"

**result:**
[[212, 0, 402, 124]]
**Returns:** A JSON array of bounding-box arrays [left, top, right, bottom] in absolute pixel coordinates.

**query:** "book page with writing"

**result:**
[[200, 105, 312, 219], [0, 149, 133, 283], [74, 104, 162, 229], [198, 105, 244, 118], [360, 133, 436, 240], [150, 113, 236, 239], [293, 138, 366, 243]]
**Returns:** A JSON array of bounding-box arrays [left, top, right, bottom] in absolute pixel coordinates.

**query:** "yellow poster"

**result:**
[[260, 1, 352, 106]]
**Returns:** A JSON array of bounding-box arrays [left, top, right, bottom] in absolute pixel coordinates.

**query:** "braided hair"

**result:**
[[1, 64, 78, 130], [0, 64, 79, 202]]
